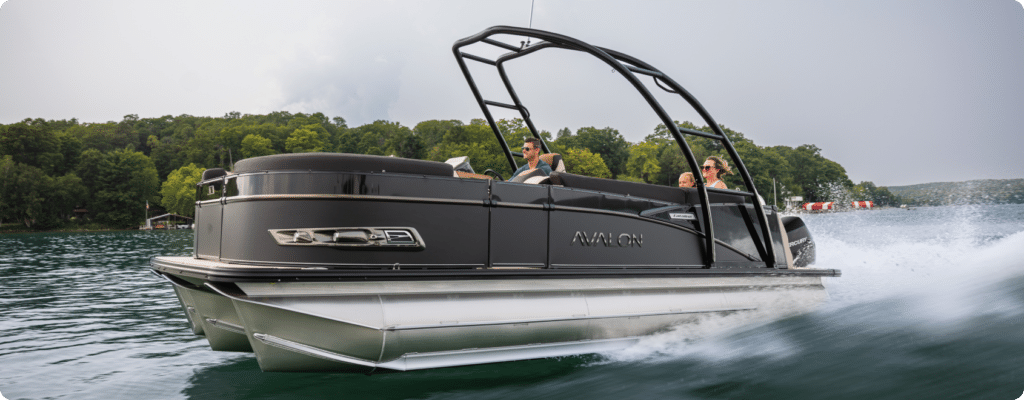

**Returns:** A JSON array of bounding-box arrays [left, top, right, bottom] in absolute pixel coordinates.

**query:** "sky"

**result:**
[[1, 0, 1022, 187]]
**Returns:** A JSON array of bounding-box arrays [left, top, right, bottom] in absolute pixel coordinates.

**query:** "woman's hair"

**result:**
[[706, 156, 733, 179]]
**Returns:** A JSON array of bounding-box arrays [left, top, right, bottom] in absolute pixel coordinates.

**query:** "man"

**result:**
[[678, 172, 695, 188], [508, 137, 552, 180]]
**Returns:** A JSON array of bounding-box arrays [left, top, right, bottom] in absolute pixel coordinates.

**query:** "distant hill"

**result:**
[[885, 179, 1024, 205]]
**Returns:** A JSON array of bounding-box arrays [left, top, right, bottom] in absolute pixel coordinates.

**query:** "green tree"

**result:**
[[495, 118, 533, 149], [55, 130, 83, 175], [427, 123, 514, 178], [70, 122, 137, 153], [0, 156, 11, 224], [551, 126, 630, 178], [240, 134, 276, 159], [344, 120, 422, 158], [775, 144, 853, 202], [561, 147, 612, 178], [414, 120, 463, 151], [644, 124, 704, 186], [286, 128, 328, 153], [0, 157, 50, 227], [75, 148, 108, 201], [0, 121, 63, 175], [852, 181, 901, 206], [183, 124, 225, 168], [48, 173, 87, 223], [625, 141, 661, 183], [148, 132, 189, 180], [740, 144, 798, 205], [161, 164, 205, 217], [87, 149, 160, 228]]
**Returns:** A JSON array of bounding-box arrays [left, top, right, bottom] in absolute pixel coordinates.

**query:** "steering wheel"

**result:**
[[483, 169, 504, 181]]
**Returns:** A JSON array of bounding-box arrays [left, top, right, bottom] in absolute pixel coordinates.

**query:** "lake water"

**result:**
[[2, 205, 1023, 399]]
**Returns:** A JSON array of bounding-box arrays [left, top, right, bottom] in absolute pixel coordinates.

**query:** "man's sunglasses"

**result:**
[[522, 147, 534, 151]]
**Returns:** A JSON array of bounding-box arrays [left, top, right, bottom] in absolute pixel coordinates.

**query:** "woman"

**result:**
[[678, 172, 695, 188], [702, 156, 732, 189]]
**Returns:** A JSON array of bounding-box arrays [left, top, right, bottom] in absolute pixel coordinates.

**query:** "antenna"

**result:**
[[521, 0, 536, 49], [529, 0, 535, 29]]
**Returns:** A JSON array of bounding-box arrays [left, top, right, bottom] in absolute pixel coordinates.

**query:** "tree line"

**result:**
[[0, 111, 900, 230]]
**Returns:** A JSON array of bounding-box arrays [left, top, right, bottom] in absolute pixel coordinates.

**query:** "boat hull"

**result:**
[[156, 257, 829, 372]]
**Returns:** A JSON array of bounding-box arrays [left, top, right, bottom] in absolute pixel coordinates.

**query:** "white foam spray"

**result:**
[[599, 205, 1024, 365]]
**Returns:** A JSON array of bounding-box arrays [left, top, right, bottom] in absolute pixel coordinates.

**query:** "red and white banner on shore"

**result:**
[[802, 202, 834, 211], [851, 201, 874, 209]]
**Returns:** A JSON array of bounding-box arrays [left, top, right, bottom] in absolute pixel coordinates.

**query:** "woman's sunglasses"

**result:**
[[702, 165, 715, 171]]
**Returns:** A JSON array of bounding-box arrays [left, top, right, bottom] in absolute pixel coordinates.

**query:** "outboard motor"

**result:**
[[781, 216, 816, 268]]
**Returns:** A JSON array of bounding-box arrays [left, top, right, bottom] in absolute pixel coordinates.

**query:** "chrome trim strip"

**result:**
[[376, 337, 641, 371], [232, 276, 825, 296], [252, 333, 379, 368], [216, 258, 485, 269], [491, 263, 546, 267], [224, 194, 486, 206], [204, 283, 382, 330], [151, 269, 214, 292], [156, 256, 484, 270], [205, 318, 246, 335], [206, 282, 767, 332], [229, 169, 467, 179], [250, 332, 641, 371], [493, 201, 546, 209], [385, 306, 757, 331], [550, 263, 704, 269]]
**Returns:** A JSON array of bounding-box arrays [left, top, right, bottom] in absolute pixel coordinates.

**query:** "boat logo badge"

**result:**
[[571, 231, 643, 247], [268, 227, 424, 249], [669, 212, 696, 220]]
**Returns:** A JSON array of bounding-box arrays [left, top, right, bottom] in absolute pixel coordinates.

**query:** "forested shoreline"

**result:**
[[1, 111, 896, 231], [887, 179, 1024, 206]]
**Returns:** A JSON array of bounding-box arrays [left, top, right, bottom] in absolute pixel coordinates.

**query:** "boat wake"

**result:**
[[597, 215, 1024, 370]]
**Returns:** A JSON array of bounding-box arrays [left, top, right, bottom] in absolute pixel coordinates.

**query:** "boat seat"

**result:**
[[233, 153, 454, 177], [548, 172, 746, 205], [539, 153, 566, 173], [510, 168, 551, 184], [455, 171, 494, 180]]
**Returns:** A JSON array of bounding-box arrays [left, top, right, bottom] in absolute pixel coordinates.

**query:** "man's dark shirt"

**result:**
[[508, 158, 552, 180]]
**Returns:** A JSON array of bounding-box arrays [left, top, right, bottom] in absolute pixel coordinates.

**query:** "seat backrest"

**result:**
[[539, 153, 566, 173], [549, 172, 747, 205], [234, 152, 454, 176], [510, 168, 551, 184], [455, 170, 494, 180]]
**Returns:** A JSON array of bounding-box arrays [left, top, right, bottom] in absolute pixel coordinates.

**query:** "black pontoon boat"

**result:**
[[152, 26, 837, 373]]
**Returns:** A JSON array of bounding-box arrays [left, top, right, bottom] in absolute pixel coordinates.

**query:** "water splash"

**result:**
[[601, 205, 1024, 371]]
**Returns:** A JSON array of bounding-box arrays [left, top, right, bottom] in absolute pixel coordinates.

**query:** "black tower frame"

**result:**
[[453, 26, 778, 269]]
